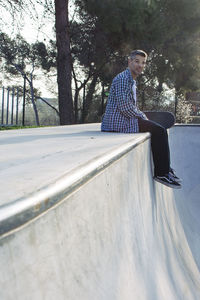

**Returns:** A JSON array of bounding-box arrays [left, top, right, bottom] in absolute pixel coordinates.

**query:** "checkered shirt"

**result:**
[[101, 68, 146, 133]]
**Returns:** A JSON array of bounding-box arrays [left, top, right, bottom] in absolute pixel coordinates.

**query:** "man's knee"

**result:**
[[138, 119, 167, 137], [152, 123, 167, 137]]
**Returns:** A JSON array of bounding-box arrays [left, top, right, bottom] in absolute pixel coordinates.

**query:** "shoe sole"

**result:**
[[154, 177, 182, 189], [174, 178, 182, 183]]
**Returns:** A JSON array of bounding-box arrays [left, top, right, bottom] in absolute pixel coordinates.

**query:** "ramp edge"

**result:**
[[0, 133, 150, 239]]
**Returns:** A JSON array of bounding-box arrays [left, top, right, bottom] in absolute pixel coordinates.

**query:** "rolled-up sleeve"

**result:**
[[114, 77, 147, 119]]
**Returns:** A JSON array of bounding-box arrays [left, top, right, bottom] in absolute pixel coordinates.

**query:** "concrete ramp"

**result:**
[[0, 124, 200, 299]]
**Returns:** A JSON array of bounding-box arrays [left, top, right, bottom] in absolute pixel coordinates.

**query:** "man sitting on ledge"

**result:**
[[101, 49, 181, 189]]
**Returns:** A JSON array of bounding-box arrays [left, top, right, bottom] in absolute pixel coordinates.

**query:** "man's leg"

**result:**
[[138, 118, 170, 176]]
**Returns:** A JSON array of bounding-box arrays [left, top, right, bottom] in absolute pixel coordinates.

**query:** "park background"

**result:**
[[0, 0, 200, 127]]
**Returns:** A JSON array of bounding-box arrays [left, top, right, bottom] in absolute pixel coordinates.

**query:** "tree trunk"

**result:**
[[175, 91, 179, 118], [30, 76, 40, 126], [55, 0, 74, 125], [74, 89, 79, 123], [141, 89, 145, 111], [82, 75, 98, 123], [101, 83, 105, 115]]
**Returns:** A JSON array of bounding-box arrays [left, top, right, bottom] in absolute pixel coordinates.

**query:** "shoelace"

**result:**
[[168, 173, 176, 181]]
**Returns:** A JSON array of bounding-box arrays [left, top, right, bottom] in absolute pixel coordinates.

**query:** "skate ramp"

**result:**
[[169, 126, 200, 272], [0, 124, 200, 299]]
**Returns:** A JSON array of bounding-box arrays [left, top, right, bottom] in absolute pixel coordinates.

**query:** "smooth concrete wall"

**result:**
[[0, 125, 200, 300], [169, 125, 200, 272]]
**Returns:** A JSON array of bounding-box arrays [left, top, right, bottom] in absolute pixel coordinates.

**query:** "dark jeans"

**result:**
[[138, 118, 170, 176]]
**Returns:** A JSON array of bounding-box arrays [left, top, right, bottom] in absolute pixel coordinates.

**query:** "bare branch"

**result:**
[[36, 96, 60, 115]]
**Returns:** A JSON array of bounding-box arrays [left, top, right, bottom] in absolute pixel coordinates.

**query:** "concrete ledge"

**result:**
[[0, 124, 149, 238]]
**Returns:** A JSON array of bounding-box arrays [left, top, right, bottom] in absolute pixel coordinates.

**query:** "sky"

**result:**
[[1, 1, 55, 42], [1, 2, 56, 98]]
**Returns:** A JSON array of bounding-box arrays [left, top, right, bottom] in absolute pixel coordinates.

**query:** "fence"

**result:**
[[0, 87, 25, 126]]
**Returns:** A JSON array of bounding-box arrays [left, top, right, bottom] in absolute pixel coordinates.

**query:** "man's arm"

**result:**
[[114, 77, 147, 119]]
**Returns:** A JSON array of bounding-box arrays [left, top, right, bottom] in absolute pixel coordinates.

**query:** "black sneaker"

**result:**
[[154, 173, 182, 189], [169, 168, 182, 183]]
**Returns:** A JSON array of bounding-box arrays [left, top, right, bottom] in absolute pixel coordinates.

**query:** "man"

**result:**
[[101, 49, 181, 189]]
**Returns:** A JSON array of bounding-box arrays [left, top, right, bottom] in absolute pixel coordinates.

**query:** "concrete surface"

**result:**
[[0, 124, 148, 206], [0, 124, 200, 300]]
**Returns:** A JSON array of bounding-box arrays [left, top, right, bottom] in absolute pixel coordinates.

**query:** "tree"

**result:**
[[0, 32, 56, 125], [1, 0, 74, 125], [176, 96, 192, 123], [55, 0, 74, 124], [75, 0, 200, 118], [70, 14, 111, 122], [70, 9, 131, 122], [2, 0, 200, 124]]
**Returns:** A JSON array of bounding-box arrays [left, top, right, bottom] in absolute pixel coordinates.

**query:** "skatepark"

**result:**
[[0, 124, 200, 299]]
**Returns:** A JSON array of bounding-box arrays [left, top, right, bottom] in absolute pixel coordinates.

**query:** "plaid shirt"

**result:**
[[101, 68, 146, 133]]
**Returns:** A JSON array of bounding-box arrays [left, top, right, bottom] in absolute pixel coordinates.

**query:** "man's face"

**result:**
[[128, 54, 147, 79]]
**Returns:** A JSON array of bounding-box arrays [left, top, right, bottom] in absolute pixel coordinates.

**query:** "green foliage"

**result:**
[[70, 0, 200, 123], [76, 0, 200, 80], [1, 0, 200, 124], [176, 96, 193, 124], [75, 0, 160, 52], [0, 32, 56, 75], [31, 40, 57, 71]]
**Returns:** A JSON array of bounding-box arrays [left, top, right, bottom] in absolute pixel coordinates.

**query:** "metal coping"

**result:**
[[174, 124, 200, 127], [0, 133, 150, 239]]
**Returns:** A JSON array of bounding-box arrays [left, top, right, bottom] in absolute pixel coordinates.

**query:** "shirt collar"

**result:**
[[126, 68, 136, 85]]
